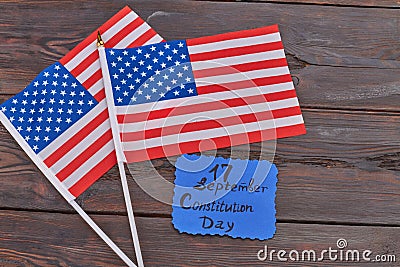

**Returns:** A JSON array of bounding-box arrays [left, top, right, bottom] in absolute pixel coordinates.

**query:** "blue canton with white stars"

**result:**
[[0, 63, 98, 154], [106, 40, 198, 106]]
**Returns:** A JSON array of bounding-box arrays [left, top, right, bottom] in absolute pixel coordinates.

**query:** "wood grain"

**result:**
[[0, 0, 399, 112], [1, 110, 399, 225], [196, 0, 400, 8], [0, 210, 398, 267]]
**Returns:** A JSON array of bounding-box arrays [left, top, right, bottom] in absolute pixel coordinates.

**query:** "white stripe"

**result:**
[[121, 97, 300, 133], [188, 32, 281, 54], [122, 115, 304, 151], [49, 119, 111, 173], [87, 78, 105, 97], [39, 100, 108, 159], [75, 59, 100, 85], [62, 140, 115, 189], [63, 12, 138, 71], [114, 23, 151, 48], [195, 66, 290, 86], [145, 35, 164, 45], [190, 50, 286, 70], [116, 81, 294, 115]]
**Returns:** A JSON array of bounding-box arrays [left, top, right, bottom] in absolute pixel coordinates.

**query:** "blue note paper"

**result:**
[[172, 154, 278, 240]]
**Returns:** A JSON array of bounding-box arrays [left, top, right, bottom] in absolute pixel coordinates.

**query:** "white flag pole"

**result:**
[[0, 111, 136, 267], [97, 32, 145, 267]]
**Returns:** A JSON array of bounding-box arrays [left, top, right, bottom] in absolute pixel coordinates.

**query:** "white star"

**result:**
[[160, 63, 166, 68], [171, 79, 177, 85], [49, 98, 55, 104], [40, 98, 46, 104], [121, 79, 127, 85], [78, 100, 84, 106], [166, 55, 172, 61], [45, 127, 51, 132], [115, 85, 121, 91], [169, 67, 175, 73], [157, 81, 163, 87], [135, 78, 141, 83], [51, 89, 57, 95], [67, 109, 73, 115], [44, 136, 50, 142], [111, 62, 117, 67], [55, 127, 61, 132], [0, 107, 6, 112], [164, 43, 170, 49], [56, 118, 62, 123], [10, 117, 15, 122], [181, 54, 187, 59], [37, 117, 43, 123], [77, 109, 83, 115], [117, 56, 122, 61], [123, 91, 129, 97], [133, 67, 139, 72], [71, 83, 77, 88], [149, 76, 155, 82], [68, 100, 74, 105], [23, 91, 29, 97], [131, 96, 137, 102], [129, 84, 135, 90], [16, 126, 22, 132], [143, 83, 149, 88], [159, 92, 165, 98], [43, 72, 50, 77], [46, 117, 52, 123], [53, 72, 59, 78], [119, 67, 125, 73], [57, 108, 63, 114], [38, 108, 44, 113], [178, 42, 184, 48], [183, 65, 189, 71], [26, 126, 32, 132], [172, 48, 178, 54], [137, 48, 142, 54], [62, 82, 68, 88], [145, 94, 151, 100], [113, 73, 119, 79], [123, 50, 128, 56], [141, 72, 147, 77], [80, 91, 85, 97], [127, 73, 133, 78], [33, 145, 38, 151], [35, 126, 41, 132], [155, 70, 161, 75], [52, 81, 58, 86], [144, 53, 150, 59], [20, 108, 26, 113], [22, 100, 28, 105], [31, 99, 37, 105], [147, 65, 152, 70], [42, 80, 48, 86], [173, 90, 179, 96], [54, 65, 61, 70], [185, 77, 192, 82], [63, 74, 69, 79], [10, 107, 16, 113], [175, 61, 181, 66], [18, 117, 24, 123], [163, 74, 169, 80], [137, 89, 143, 95], [151, 88, 157, 93], [59, 99, 65, 105], [29, 108, 35, 114], [166, 86, 171, 91], [125, 61, 131, 67], [180, 84, 185, 89], [33, 81, 39, 87], [158, 51, 164, 56], [33, 91, 38, 96], [109, 50, 115, 55], [117, 97, 123, 103], [66, 118, 72, 123], [139, 60, 145, 66], [12, 99, 18, 104], [88, 100, 94, 106], [150, 46, 156, 52], [153, 58, 159, 63], [131, 55, 137, 61], [48, 107, 54, 113]]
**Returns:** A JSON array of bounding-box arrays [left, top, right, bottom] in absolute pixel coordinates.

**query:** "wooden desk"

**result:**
[[0, 0, 399, 266]]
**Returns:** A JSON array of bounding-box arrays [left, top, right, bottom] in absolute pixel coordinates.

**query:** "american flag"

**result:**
[[105, 24, 306, 163], [0, 6, 163, 199]]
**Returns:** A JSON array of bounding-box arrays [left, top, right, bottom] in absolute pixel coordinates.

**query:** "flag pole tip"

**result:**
[[97, 31, 104, 47]]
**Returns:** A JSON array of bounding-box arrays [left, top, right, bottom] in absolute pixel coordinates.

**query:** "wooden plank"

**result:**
[[196, 0, 400, 8], [0, 0, 399, 111], [0, 210, 398, 266], [1, 110, 399, 225]]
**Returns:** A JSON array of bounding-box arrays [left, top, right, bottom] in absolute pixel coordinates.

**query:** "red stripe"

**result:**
[[82, 69, 103, 90], [128, 28, 158, 47], [186, 24, 279, 46], [94, 89, 106, 102], [189, 41, 283, 62], [118, 90, 295, 124], [193, 58, 288, 79], [69, 50, 98, 78], [56, 130, 113, 182], [68, 151, 117, 197], [105, 17, 145, 48], [44, 108, 109, 167], [124, 122, 305, 163], [122, 106, 301, 142], [60, 6, 132, 65], [197, 74, 293, 95]]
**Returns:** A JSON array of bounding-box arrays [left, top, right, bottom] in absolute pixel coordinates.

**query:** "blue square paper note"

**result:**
[[172, 154, 278, 240]]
